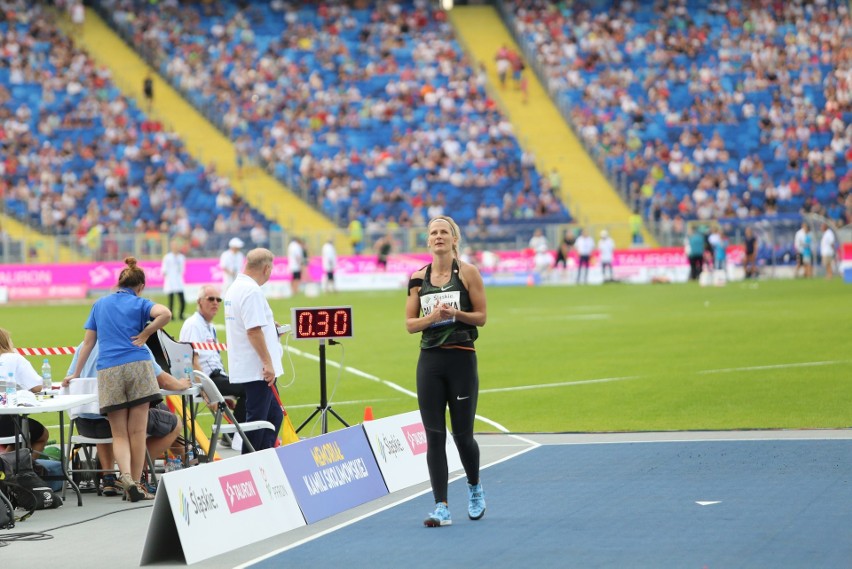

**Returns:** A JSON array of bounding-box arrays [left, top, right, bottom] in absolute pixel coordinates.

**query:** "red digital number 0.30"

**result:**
[[291, 307, 353, 340]]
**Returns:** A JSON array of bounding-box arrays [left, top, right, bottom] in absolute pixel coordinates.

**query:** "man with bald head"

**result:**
[[180, 284, 247, 422], [223, 248, 284, 452]]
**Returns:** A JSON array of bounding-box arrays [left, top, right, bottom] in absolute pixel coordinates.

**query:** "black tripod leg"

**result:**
[[327, 407, 350, 428], [296, 406, 323, 433]]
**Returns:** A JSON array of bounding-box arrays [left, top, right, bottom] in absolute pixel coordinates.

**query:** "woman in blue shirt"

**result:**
[[65, 257, 171, 502]]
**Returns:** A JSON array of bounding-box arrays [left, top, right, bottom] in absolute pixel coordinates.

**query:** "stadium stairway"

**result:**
[[449, 6, 656, 247], [56, 8, 338, 247], [0, 214, 81, 263]]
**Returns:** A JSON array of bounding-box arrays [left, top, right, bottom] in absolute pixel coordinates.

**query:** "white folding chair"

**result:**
[[64, 378, 115, 497], [193, 370, 275, 460], [153, 329, 237, 446]]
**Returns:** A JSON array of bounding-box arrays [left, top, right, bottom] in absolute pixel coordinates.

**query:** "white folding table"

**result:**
[[0, 393, 98, 506]]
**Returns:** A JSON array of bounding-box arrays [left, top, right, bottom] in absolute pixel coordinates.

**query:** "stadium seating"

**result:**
[[95, 0, 571, 236], [504, 0, 852, 229], [0, 3, 272, 255]]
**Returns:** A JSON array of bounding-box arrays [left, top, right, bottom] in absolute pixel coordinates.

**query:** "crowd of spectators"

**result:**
[[0, 2, 272, 258], [96, 0, 570, 237], [506, 0, 852, 240]]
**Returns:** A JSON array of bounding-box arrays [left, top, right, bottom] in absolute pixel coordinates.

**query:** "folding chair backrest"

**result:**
[[150, 329, 194, 376], [194, 371, 225, 406]]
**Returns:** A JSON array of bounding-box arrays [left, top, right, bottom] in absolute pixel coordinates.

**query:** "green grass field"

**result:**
[[4, 279, 850, 435]]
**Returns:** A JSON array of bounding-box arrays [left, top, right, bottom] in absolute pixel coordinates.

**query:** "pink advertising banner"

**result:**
[[0, 247, 706, 299]]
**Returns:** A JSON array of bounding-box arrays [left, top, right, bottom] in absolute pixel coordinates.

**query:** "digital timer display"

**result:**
[[291, 306, 353, 340]]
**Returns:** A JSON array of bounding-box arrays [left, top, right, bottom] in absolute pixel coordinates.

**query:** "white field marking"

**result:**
[[480, 376, 641, 394], [283, 345, 513, 433], [234, 440, 540, 569], [698, 360, 844, 374], [696, 501, 721, 506]]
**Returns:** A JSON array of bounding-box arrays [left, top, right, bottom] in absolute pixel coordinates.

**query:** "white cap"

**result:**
[[600, 230, 608, 238], [228, 237, 244, 249]]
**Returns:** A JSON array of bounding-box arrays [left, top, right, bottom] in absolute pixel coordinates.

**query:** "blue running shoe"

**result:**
[[140, 478, 157, 495], [468, 483, 486, 520], [424, 502, 452, 527]]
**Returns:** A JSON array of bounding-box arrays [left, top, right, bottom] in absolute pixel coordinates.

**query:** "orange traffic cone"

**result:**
[[363, 406, 374, 422]]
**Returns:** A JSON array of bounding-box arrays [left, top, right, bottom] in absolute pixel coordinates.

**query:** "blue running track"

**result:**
[[248, 439, 852, 569]]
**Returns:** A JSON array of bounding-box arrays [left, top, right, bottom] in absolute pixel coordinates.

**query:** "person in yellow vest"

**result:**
[[348, 217, 364, 254], [629, 211, 644, 245]]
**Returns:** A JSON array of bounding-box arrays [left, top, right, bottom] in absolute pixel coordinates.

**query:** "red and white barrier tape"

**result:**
[[189, 342, 228, 351], [16, 346, 78, 356], [16, 342, 228, 356]]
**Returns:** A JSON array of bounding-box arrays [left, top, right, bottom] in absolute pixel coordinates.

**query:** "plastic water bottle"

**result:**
[[5, 371, 16, 408], [166, 455, 182, 472], [183, 354, 193, 382], [41, 358, 52, 396]]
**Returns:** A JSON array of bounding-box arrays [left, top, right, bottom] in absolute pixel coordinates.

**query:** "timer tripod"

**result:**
[[295, 338, 350, 434]]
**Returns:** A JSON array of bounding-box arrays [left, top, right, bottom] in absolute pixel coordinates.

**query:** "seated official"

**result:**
[[180, 284, 246, 422], [64, 341, 191, 498], [0, 327, 49, 456]]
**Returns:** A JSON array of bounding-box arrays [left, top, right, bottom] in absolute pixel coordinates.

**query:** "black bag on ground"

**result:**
[[0, 448, 63, 510], [0, 486, 14, 529]]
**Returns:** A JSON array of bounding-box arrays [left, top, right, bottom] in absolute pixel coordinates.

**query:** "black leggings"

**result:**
[[416, 347, 480, 504]]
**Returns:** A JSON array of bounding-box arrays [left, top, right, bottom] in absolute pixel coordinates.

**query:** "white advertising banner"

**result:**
[[362, 410, 463, 493], [140, 449, 305, 565]]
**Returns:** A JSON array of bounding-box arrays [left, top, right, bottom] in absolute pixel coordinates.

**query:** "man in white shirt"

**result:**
[[321, 237, 337, 293], [819, 222, 837, 280], [161, 241, 186, 320], [528, 228, 551, 273], [224, 248, 283, 453], [180, 285, 246, 422], [287, 237, 305, 297], [597, 230, 616, 282], [219, 237, 245, 292], [574, 229, 595, 284]]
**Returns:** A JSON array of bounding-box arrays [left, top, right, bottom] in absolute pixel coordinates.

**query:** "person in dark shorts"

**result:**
[[406, 215, 487, 527], [180, 285, 247, 423], [65, 341, 190, 496]]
